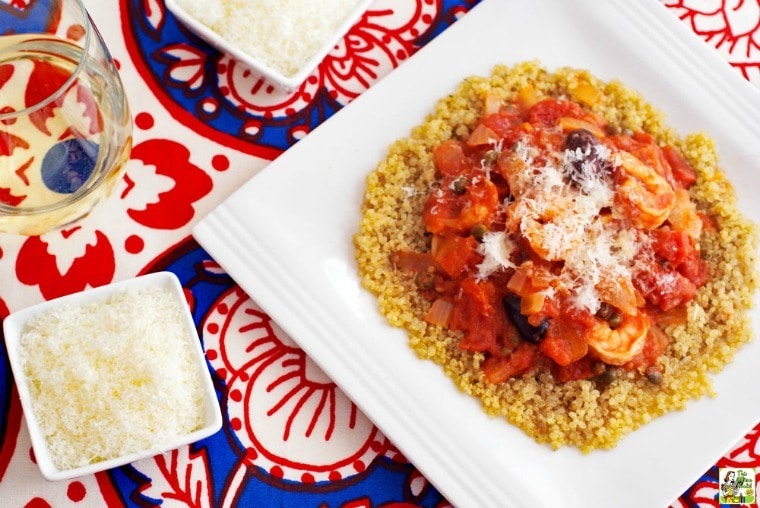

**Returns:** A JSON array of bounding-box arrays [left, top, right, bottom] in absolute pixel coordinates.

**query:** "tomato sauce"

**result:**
[[394, 91, 709, 385]]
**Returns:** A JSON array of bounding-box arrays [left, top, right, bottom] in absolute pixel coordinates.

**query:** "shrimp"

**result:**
[[667, 188, 703, 240], [614, 151, 675, 230], [587, 310, 650, 365], [520, 213, 584, 261]]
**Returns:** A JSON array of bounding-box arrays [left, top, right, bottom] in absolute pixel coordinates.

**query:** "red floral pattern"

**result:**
[[159, 44, 209, 92], [199, 288, 389, 486], [137, 447, 216, 508], [719, 425, 760, 468], [664, 0, 760, 85], [125, 139, 213, 229], [213, 1, 436, 120], [15, 230, 116, 300]]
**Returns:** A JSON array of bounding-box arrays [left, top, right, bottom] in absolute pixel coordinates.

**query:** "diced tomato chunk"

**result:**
[[390, 250, 436, 273], [452, 278, 500, 354], [644, 325, 669, 362], [450, 279, 490, 330], [632, 131, 655, 144], [633, 261, 697, 312], [528, 98, 586, 127], [480, 111, 524, 142], [677, 248, 709, 287], [423, 175, 499, 235], [432, 234, 477, 277], [652, 229, 692, 266], [651, 228, 709, 286], [625, 325, 669, 371], [433, 139, 467, 177], [540, 316, 589, 367], [554, 356, 596, 383], [662, 145, 697, 189]]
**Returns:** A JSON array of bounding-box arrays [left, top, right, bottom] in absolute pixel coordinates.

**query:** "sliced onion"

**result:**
[[558, 116, 605, 138], [483, 92, 502, 116], [466, 123, 499, 147], [424, 298, 455, 327]]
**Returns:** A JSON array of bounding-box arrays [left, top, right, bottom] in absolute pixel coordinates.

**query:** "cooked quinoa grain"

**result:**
[[353, 61, 758, 452]]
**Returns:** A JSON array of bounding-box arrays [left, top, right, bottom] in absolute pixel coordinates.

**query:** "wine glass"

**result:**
[[0, 0, 132, 235]]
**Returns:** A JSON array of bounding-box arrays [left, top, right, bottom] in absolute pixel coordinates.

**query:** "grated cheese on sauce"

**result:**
[[176, 0, 364, 78], [484, 136, 642, 313], [477, 230, 517, 280], [19, 287, 206, 471]]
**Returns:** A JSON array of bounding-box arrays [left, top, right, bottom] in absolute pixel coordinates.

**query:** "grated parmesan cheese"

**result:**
[[496, 135, 641, 313], [176, 0, 364, 78], [476, 230, 517, 280], [19, 287, 206, 471]]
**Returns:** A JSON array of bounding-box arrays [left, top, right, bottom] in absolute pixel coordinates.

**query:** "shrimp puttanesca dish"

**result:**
[[393, 86, 707, 386], [355, 62, 758, 451]]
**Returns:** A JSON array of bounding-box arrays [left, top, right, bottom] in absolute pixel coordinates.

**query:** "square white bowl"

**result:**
[[3, 271, 222, 481], [165, 0, 374, 91]]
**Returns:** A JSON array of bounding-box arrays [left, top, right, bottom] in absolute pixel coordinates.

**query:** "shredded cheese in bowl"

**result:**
[[172, 0, 366, 80], [5, 272, 221, 479]]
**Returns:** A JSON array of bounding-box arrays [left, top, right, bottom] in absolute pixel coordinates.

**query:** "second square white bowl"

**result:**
[[3, 271, 222, 481]]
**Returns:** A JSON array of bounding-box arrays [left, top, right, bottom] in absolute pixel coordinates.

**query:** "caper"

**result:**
[[450, 176, 467, 194], [483, 149, 499, 165], [591, 361, 606, 376], [470, 223, 489, 241], [595, 302, 614, 321], [415, 269, 436, 290], [596, 366, 617, 386], [645, 366, 663, 385], [596, 303, 622, 329], [607, 312, 623, 330]]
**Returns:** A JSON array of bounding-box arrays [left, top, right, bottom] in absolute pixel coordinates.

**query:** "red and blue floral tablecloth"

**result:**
[[0, 1, 758, 506]]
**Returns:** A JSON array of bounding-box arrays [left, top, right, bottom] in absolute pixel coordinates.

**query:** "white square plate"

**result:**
[[192, 0, 760, 506], [165, 0, 373, 90], [4, 271, 222, 481]]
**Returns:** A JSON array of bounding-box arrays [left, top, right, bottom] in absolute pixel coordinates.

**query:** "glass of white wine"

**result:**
[[0, 0, 132, 235]]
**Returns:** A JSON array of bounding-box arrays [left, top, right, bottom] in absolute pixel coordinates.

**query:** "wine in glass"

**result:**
[[0, 0, 133, 235]]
